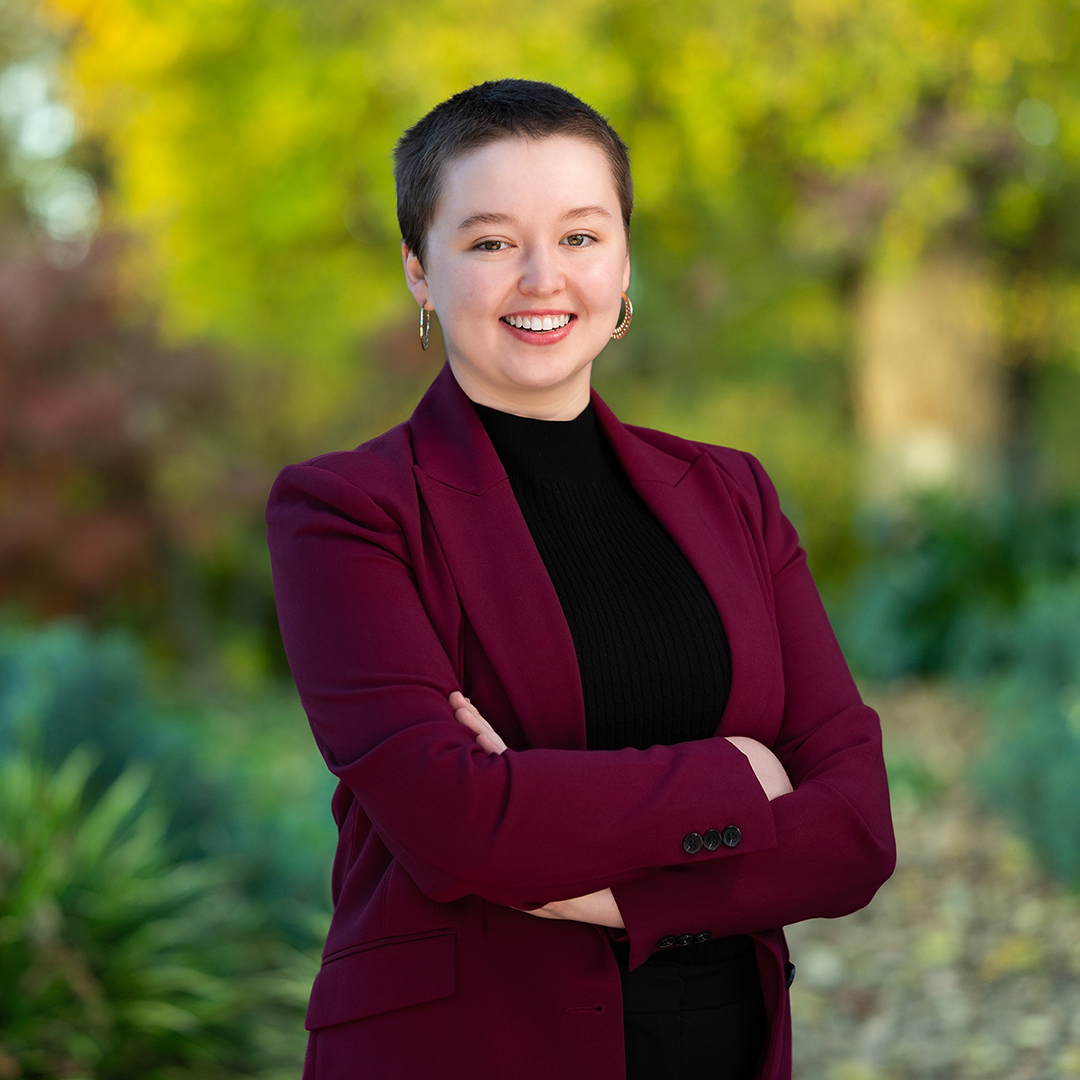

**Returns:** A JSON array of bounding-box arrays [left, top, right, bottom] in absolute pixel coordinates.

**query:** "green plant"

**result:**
[[971, 577, 1080, 889], [835, 497, 1080, 890], [0, 749, 298, 1077], [0, 620, 329, 1075], [0, 622, 214, 841], [838, 495, 1080, 680], [0, 620, 334, 923]]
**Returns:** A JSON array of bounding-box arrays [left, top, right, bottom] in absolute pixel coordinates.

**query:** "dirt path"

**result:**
[[788, 684, 1080, 1079]]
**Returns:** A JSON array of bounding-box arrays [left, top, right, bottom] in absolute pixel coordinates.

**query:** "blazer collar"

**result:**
[[407, 364, 508, 495], [408, 363, 695, 494]]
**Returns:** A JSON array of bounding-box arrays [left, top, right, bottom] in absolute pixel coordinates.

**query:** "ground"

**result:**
[[789, 684, 1080, 1080]]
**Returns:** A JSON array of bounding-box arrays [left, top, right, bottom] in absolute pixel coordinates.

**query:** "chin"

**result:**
[[507, 358, 591, 388], [507, 371, 575, 390]]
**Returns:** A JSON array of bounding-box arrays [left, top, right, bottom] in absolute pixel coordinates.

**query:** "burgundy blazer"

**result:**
[[266, 363, 895, 1080]]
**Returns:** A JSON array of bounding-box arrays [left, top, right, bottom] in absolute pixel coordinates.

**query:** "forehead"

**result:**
[[433, 136, 620, 224]]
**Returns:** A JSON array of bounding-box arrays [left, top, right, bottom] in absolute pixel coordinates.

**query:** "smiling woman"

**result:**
[[266, 79, 895, 1080], [403, 135, 630, 417]]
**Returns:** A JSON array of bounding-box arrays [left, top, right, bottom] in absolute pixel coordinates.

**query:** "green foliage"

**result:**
[[34, 0, 1080, 459], [0, 621, 229, 859], [0, 620, 333, 1075], [0, 0, 49, 224], [971, 578, 1080, 889], [2, 622, 171, 779], [837, 497, 1080, 888], [838, 495, 1080, 679], [0, 749, 310, 1077], [884, 754, 944, 808], [0, 620, 335, 919]]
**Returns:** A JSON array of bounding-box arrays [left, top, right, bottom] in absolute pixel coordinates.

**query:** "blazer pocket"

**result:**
[[305, 929, 456, 1030]]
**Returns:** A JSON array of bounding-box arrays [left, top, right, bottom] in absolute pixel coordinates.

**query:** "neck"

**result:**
[[448, 359, 592, 420]]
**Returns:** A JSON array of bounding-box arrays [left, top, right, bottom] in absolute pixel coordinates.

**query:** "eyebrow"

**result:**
[[563, 205, 614, 223], [456, 206, 614, 231]]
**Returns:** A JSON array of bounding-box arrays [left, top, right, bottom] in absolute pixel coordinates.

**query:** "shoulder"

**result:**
[[622, 421, 777, 509], [266, 421, 419, 531], [619, 418, 799, 573], [280, 421, 415, 486]]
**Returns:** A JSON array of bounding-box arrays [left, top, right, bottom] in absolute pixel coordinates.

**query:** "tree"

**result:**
[[28, 0, 1080, 551]]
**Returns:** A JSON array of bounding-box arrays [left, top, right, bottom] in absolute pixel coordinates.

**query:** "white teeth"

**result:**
[[505, 314, 571, 331]]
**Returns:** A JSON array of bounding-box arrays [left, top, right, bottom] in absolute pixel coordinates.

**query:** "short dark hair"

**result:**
[[394, 79, 632, 266]]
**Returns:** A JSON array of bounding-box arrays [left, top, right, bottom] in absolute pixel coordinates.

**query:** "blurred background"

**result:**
[[1, 0, 1079, 1075]]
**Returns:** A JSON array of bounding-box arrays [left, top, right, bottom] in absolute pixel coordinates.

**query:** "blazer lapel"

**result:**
[[409, 367, 587, 751], [593, 395, 779, 734], [408, 364, 777, 748]]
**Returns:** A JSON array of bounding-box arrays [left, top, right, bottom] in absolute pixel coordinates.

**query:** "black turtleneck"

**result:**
[[472, 400, 732, 752]]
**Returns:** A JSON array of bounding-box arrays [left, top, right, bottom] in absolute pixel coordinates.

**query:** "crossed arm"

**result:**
[[269, 453, 893, 944], [448, 691, 794, 928]]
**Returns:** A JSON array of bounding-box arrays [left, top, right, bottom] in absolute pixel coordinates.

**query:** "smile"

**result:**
[[501, 314, 573, 332]]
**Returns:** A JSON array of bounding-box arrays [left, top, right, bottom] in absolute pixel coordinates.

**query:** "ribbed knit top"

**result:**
[[473, 400, 732, 751]]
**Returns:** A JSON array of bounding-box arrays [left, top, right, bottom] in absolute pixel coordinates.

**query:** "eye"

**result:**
[[475, 239, 509, 252], [563, 233, 595, 247]]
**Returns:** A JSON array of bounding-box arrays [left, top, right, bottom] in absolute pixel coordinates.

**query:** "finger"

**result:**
[[450, 692, 485, 728], [453, 705, 506, 753], [454, 703, 485, 736], [476, 731, 507, 756], [449, 692, 508, 753]]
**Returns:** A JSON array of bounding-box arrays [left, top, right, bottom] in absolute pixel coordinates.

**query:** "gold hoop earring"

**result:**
[[610, 293, 633, 340], [419, 305, 431, 350]]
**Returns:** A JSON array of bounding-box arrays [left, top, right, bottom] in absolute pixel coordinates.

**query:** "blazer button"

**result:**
[[785, 961, 796, 989], [657, 936, 677, 949], [702, 829, 722, 851], [675, 934, 693, 947], [694, 931, 712, 944], [682, 832, 704, 855], [721, 825, 742, 848]]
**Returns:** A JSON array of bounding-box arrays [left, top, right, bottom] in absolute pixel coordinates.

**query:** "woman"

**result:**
[[267, 79, 895, 1080]]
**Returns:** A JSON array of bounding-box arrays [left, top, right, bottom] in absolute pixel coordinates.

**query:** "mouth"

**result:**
[[500, 313, 574, 334]]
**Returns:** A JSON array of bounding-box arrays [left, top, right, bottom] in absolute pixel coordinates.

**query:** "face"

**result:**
[[403, 135, 631, 419]]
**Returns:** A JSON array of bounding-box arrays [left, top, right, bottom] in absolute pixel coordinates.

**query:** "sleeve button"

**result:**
[[682, 832, 704, 855], [657, 936, 677, 949], [675, 934, 693, 947], [693, 931, 712, 944], [721, 825, 742, 848], [702, 829, 722, 851]]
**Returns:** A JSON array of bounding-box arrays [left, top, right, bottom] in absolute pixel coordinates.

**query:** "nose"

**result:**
[[518, 244, 564, 296]]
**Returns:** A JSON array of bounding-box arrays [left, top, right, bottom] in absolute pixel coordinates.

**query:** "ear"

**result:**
[[402, 241, 432, 309], [622, 248, 631, 293]]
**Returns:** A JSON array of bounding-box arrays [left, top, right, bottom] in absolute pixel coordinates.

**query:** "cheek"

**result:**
[[443, 266, 506, 317], [582, 260, 628, 303]]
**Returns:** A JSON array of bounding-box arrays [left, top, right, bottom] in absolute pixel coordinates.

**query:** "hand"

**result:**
[[449, 691, 508, 755], [519, 888, 625, 928], [724, 736, 793, 801], [449, 693, 622, 928]]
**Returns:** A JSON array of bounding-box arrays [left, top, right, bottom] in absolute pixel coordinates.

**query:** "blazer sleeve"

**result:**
[[266, 455, 778, 910], [610, 452, 896, 967]]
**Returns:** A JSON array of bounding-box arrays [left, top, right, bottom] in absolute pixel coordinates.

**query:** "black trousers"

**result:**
[[613, 937, 768, 1080]]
